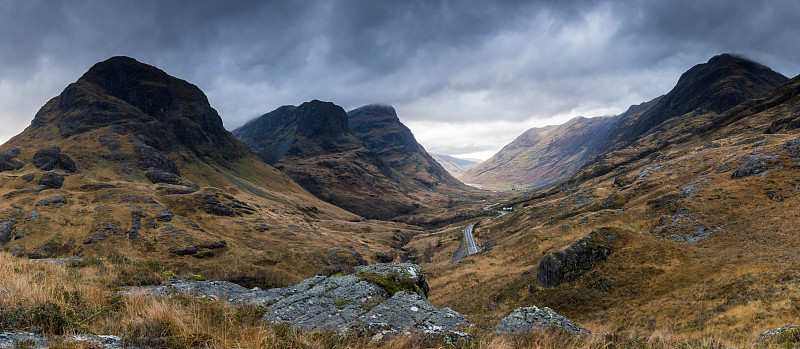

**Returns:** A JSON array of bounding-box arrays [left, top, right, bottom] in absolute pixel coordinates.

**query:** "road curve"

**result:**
[[452, 203, 510, 262], [464, 223, 479, 255]]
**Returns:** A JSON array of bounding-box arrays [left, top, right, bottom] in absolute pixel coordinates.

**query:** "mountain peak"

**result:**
[[293, 100, 350, 138], [26, 56, 248, 163], [350, 104, 398, 118]]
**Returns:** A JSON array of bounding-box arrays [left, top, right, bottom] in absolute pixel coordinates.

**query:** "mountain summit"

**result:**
[[347, 104, 468, 189], [24, 56, 250, 165], [233, 100, 419, 219]]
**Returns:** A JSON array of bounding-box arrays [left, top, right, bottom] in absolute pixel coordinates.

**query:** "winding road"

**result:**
[[452, 203, 511, 261]]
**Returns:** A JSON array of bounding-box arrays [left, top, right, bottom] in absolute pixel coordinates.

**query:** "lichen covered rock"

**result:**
[[536, 231, 614, 288], [495, 306, 585, 335]]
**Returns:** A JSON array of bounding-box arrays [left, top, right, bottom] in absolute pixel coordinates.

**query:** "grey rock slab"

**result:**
[[754, 325, 798, 344], [495, 306, 585, 335]]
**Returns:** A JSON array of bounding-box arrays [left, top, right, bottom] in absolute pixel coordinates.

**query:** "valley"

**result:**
[[2, 53, 800, 348]]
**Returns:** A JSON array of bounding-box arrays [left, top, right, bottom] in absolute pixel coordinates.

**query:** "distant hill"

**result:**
[[0, 57, 416, 285], [430, 153, 482, 178], [464, 54, 789, 190], [460, 116, 617, 190]]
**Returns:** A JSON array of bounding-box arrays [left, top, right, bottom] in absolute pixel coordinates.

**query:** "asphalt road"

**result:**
[[464, 223, 479, 255]]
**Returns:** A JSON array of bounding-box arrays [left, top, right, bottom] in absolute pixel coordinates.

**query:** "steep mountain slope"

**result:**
[[0, 57, 418, 285], [233, 100, 423, 219], [466, 54, 788, 190], [430, 153, 481, 178], [347, 104, 476, 193], [461, 116, 618, 190], [599, 54, 788, 153], [413, 58, 800, 345]]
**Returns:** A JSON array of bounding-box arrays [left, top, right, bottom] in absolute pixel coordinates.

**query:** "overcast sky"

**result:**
[[1, 0, 798, 159]]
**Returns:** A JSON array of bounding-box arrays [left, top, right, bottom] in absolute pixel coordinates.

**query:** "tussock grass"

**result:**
[[2, 251, 770, 348]]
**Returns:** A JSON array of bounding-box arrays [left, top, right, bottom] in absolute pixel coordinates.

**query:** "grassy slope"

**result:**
[[413, 76, 800, 347], [2, 251, 777, 348]]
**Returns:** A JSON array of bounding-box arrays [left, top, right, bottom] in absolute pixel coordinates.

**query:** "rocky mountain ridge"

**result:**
[[463, 54, 789, 190]]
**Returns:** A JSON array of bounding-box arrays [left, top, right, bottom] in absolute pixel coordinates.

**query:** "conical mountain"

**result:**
[[347, 104, 475, 192], [0, 57, 414, 284], [233, 100, 419, 219]]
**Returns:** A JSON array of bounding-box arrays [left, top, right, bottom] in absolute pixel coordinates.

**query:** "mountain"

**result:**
[[416, 56, 800, 341], [430, 154, 482, 178], [460, 116, 618, 190], [0, 57, 418, 285], [347, 104, 475, 192], [465, 54, 788, 190], [233, 100, 425, 219]]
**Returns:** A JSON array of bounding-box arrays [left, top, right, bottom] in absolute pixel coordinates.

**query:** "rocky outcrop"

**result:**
[[0, 221, 13, 246], [38, 172, 65, 190], [731, 157, 768, 178], [0, 148, 24, 172], [754, 325, 799, 345], [495, 306, 585, 335], [126, 263, 468, 338], [32, 146, 79, 173], [537, 232, 614, 288], [0, 332, 121, 349]]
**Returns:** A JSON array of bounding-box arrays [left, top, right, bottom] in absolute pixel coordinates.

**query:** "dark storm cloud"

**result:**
[[0, 0, 798, 158]]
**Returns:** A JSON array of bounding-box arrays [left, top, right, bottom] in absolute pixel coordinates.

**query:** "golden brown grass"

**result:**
[[5, 250, 783, 348]]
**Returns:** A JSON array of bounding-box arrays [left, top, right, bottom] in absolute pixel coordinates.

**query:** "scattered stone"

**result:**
[[83, 222, 123, 244], [29, 256, 85, 265], [145, 168, 186, 185], [754, 325, 799, 345], [0, 221, 13, 246], [199, 240, 227, 249], [495, 306, 586, 335], [0, 332, 121, 349], [376, 251, 394, 263], [781, 138, 800, 157], [158, 185, 198, 195], [537, 231, 614, 288], [129, 206, 144, 240], [135, 143, 179, 175], [731, 157, 767, 178], [32, 146, 79, 173], [170, 245, 198, 256], [35, 196, 67, 207], [154, 205, 174, 222], [194, 192, 256, 217], [21, 173, 35, 182], [38, 172, 65, 190], [98, 134, 121, 150]]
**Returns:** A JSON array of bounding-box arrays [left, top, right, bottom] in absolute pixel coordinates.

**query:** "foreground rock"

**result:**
[[495, 306, 586, 335], [126, 263, 469, 339], [754, 325, 799, 345], [0, 332, 120, 349]]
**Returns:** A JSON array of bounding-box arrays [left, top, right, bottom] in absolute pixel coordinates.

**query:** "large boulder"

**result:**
[[495, 306, 586, 335], [38, 172, 65, 190], [0, 221, 13, 246], [0, 148, 24, 172], [32, 146, 79, 173], [537, 231, 614, 288], [125, 263, 469, 338]]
